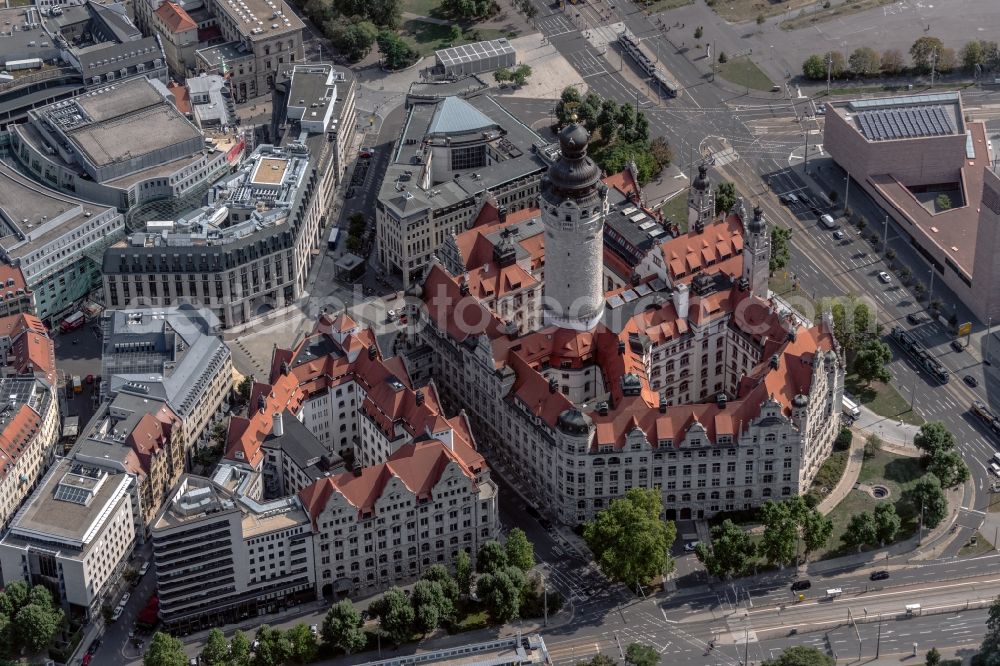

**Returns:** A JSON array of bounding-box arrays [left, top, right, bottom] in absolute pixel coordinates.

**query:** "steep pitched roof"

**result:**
[[155, 1, 197, 33]]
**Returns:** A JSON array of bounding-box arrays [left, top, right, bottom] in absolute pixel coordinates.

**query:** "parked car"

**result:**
[[951, 340, 965, 353], [790, 580, 812, 591], [683, 541, 700, 552], [87, 639, 101, 655], [309, 625, 318, 637], [964, 375, 979, 387], [111, 606, 124, 622], [833, 230, 845, 241], [878, 271, 892, 284], [139, 562, 150, 576], [82, 655, 92, 666], [119, 592, 131, 606], [870, 570, 890, 581], [907, 312, 927, 325]]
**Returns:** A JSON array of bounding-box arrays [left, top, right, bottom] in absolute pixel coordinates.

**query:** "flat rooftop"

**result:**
[[213, 0, 304, 40], [195, 41, 252, 69], [69, 104, 203, 168], [835, 92, 963, 142], [6, 458, 130, 549], [251, 157, 289, 185], [74, 79, 164, 122]]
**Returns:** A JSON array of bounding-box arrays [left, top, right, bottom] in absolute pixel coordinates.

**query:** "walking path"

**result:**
[[814, 431, 864, 515]]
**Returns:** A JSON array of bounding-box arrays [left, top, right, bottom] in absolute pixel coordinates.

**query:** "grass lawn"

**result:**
[[780, 0, 896, 31], [658, 191, 690, 233], [401, 21, 515, 56], [639, 0, 695, 14], [959, 530, 994, 558], [845, 374, 924, 426], [707, 0, 817, 23], [716, 57, 774, 92], [402, 0, 444, 18], [816, 450, 924, 560]]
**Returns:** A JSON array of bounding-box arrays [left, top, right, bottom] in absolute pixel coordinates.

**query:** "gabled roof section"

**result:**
[[155, 1, 198, 33]]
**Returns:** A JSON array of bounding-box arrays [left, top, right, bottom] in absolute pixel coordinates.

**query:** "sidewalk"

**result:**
[[854, 405, 921, 456], [815, 430, 864, 515]]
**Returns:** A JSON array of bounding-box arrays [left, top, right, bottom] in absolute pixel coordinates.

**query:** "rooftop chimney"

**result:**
[[769, 354, 780, 370], [368, 344, 377, 360], [659, 394, 667, 413], [272, 412, 284, 437], [280, 360, 290, 375], [548, 377, 558, 394], [415, 390, 425, 406], [597, 401, 609, 416], [617, 340, 626, 355], [716, 393, 727, 409]]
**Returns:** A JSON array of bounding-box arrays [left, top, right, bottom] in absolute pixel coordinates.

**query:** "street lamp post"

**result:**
[[844, 172, 851, 214], [882, 214, 889, 251], [928, 267, 936, 304]]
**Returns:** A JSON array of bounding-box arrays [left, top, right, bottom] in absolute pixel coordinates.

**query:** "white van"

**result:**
[[991, 462, 1000, 476], [820, 214, 837, 229], [993, 452, 1000, 465], [842, 396, 861, 420], [826, 588, 842, 598]]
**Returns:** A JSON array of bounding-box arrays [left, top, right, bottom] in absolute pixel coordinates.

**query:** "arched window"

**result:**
[[696, 492, 706, 501], [743, 489, 753, 498], [762, 488, 772, 497], [681, 493, 691, 502]]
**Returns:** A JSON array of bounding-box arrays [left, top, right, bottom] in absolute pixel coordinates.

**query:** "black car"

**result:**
[[907, 312, 927, 325], [964, 375, 979, 387], [951, 340, 965, 353], [790, 580, 811, 591], [538, 518, 553, 530], [778, 194, 791, 205], [87, 639, 102, 655], [870, 570, 890, 581]]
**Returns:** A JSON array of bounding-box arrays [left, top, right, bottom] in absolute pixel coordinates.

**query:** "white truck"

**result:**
[[842, 396, 861, 420]]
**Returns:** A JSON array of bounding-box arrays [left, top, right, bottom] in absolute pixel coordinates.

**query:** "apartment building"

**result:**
[[0, 161, 123, 325], [99, 307, 233, 459], [377, 93, 550, 287], [150, 1, 199, 77], [0, 266, 34, 320], [0, 377, 60, 532], [151, 475, 315, 633], [400, 124, 845, 525], [0, 460, 136, 617]]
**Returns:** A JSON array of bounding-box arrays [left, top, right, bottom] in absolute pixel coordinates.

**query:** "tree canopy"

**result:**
[[695, 519, 757, 579], [144, 632, 188, 666], [504, 528, 536, 572], [763, 646, 836, 666], [411, 580, 454, 634], [714, 182, 737, 215], [322, 600, 367, 654], [476, 566, 525, 623], [583, 487, 677, 586], [910, 36, 945, 72], [454, 550, 473, 596], [370, 587, 415, 646], [769, 226, 792, 275], [0, 582, 63, 658], [377, 31, 417, 70], [906, 474, 948, 529], [625, 642, 660, 666]]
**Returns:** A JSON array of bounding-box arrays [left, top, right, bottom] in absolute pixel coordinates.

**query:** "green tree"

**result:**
[[802, 54, 827, 80], [825, 51, 846, 77], [849, 47, 881, 77], [800, 508, 834, 557], [583, 487, 677, 586], [763, 645, 836, 666], [511, 64, 533, 87], [322, 600, 367, 655], [577, 656, 619, 666], [694, 519, 757, 579], [714, 181, 737, 215], [694, 26, 703, 39], [555, 86, 582, 125], [843, 511, 877, 551], [755, 13, 764, 26], [910, 36, 944, 72], [253, 626, 292, 666], [476, 540, 508, 574], [854, 339, 892, 385], [625, 642, 660, 666], [422, 565, 460, 602], [144, 632, 188, 666], [286, 624, 318, 665], [936, 194, 952, 210], [328, 21, 378, 61], [907, 474, 948, 529], [505, 528, 535, 572], [454, 550, 473, 596], [864, 434, 883, 460], [873, 503, 901, 545], [411, 580, 454, 634], [376, 31, 417, 70], [978, 595, 1000, 666], [230, 630, 251, 666], [926, 449, 970, 489], [370, 587, 414, 646], [650, 136, 672, 167], [925, 647, 941, 666], [200, 629, 230, 665], [597, 98, 620, 140], [913, 422, 956, 457], [0, 583, 63, 657], [881, 49, 905, 74], [937, 47, 957, 72], [493, 66, 512, 84], [759, 500, 797, 568], [237, 376, 253, 402], [770, 226, 792, 274], [449, 24, 462, 41], [961, 40, 986, 70], [475, 567, 524, 623]]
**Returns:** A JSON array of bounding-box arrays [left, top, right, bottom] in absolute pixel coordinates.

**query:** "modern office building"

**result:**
[[150, 474, 315, 632], [0, 459, 137, 617], [0, 160, 124, 324], [0, 2, 167, 129], [7, 77, 242, 214], [400, 124, 845, 525], [824, 91, 1000, 322], [376, 92, 550, 286]]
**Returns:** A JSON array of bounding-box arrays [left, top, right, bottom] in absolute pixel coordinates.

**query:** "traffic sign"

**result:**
[[958, 321, 972, 337]]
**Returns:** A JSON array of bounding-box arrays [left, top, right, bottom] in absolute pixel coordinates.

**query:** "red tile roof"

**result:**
[[0, 404, 42, 480], [4, 314, 55, 385], [420, 264, 508, 342], [660, 214, 743, 281], [155, 1, 197, 33], [299, 439, 479, 521], [167, 81, 191, 115]]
